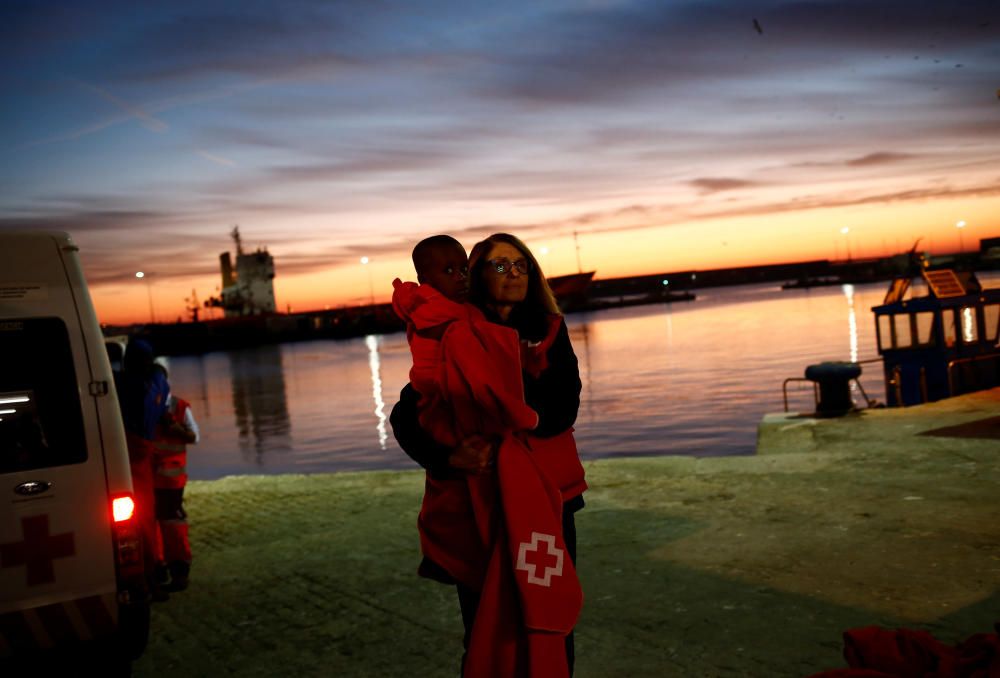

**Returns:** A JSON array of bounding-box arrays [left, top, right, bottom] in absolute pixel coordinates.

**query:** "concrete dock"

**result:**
[[134, 388, 1000, 677]]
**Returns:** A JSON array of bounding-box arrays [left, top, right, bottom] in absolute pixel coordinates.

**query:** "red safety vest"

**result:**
[[152, 397, 191, 490]]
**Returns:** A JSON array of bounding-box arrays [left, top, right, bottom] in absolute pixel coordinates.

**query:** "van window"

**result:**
[[0, 318, 87, 473]]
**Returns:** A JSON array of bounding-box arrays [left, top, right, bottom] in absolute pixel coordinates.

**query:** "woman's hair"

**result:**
[[468, 233, 561, 338]]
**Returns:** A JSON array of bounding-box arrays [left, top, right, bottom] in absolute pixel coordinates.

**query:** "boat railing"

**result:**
[[947, 352, 1000, 397], [782, 378, 819, 413]]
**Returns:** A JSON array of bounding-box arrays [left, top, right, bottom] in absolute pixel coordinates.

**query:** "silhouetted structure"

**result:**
[[206, 227, 276, 317]]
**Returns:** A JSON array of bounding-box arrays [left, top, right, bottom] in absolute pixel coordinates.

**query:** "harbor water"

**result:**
[[162, 280, 957, 480]]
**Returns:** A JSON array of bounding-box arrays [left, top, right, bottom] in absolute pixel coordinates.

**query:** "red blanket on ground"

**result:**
[[808, 624, 1000, 678]]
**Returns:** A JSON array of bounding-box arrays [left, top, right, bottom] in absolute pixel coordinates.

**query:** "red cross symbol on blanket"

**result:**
[[0, 515, 76, 586], [516, 531, 564, 587]]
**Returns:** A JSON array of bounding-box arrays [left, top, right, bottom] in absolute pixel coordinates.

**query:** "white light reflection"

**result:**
[[0, 409, 16, 415], [365, 335, 388, 450], [843, 284, 858, 363], [0, 396, 29, 405], [961, 307, 975, 343], [843, 284, 859, 401]]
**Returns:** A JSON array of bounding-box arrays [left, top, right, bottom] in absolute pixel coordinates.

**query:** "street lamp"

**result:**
[[956, 220, 966, 253], [136, 271, 155, 323], [840, 227, 852, 262], [360, 257, 374, 306]]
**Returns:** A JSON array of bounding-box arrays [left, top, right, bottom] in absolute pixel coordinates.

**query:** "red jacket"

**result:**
[[152, 397, 191, 490]]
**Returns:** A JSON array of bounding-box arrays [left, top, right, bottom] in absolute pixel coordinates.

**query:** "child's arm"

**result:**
[[414, 321, 450, 340], [390, 384, 496, 475]]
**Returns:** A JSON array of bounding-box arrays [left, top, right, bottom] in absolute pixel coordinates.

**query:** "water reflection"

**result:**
[[166, 280, 949, 479], [568, 321, 595, 424], [843, 284, 860, 400], [843, 284, 859, 363], [365, 335, 388, 450], [228, 345, 291, 464]]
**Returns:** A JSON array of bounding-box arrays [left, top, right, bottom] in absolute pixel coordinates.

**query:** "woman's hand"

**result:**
[[449, 434, 497, 474]]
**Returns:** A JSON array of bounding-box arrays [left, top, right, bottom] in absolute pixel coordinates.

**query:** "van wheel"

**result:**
[[118, 598, 151, 659]]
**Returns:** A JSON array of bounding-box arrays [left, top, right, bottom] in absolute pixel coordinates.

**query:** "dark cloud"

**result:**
[[690, 177, 756, 193], [111, 4, 359, 83], [845, 152, 914, 167], [470, 0, 1000, 105]]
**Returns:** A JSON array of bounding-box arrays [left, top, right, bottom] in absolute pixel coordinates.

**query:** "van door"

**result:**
[[1, 240, 119, 652]]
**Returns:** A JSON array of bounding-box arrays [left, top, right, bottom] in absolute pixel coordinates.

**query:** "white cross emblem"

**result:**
[[516, 531, 564, 587]]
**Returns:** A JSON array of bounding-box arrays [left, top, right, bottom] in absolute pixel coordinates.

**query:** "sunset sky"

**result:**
[[2, 0, 999, 325]]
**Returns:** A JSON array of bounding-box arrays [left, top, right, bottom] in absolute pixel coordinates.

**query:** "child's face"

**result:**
[[419, 243, 470, 302]]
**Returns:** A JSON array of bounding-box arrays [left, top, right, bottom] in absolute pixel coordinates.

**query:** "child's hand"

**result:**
[[449, 434, 496, 474]]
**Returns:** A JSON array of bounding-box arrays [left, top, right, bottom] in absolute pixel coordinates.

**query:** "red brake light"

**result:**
[[113, 496, 135, 523]]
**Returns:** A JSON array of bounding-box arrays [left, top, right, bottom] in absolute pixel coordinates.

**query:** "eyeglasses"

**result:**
[[486, 258, 531, 275]]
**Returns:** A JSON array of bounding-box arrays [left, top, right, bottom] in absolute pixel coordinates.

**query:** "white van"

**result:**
[[0, 231, 148, 673]]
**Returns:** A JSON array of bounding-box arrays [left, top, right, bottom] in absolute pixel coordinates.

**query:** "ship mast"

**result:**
[[573, 230, 583, 274], [231, 225, 244, 256]]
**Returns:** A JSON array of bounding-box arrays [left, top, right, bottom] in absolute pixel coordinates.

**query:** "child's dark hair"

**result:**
[[412, 235, 463, 278]]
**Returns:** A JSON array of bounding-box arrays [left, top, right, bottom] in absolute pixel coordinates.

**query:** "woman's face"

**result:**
[[481, 241, 530, 306]]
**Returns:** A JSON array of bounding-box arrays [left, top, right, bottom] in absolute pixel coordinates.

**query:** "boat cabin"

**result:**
[[872, 269, 1000, 406]]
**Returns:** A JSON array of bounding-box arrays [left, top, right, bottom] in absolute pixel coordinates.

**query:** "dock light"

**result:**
[[112, 496, 135, 522], [360, 257, 374, 305], [956, 220, 967, 252], [662, 279, 669, 286], [135, 271, 145, 279]]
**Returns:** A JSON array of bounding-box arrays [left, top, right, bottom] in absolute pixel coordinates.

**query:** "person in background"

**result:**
[[391, 233, 587, 676], [114, 339, 170, 602], [151, 357, 199, 593]]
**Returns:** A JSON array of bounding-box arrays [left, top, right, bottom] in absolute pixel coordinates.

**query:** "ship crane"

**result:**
[[184, 289, 201, 323]]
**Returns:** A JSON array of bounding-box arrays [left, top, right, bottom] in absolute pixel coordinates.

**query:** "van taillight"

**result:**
[[111, 494, 143, 578], [113, 496, 135, 522]]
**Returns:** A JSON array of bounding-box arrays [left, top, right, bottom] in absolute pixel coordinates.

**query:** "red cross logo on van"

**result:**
[[0, 515, 75, 586]]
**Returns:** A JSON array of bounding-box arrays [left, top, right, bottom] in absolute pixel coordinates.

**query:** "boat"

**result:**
[[872, 266, 1000, 406], [546, 271, 596, 311], [780, 260, 1000, 416]]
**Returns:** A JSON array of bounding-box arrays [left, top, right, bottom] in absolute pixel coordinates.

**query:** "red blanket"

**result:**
[[393, 280, 583, 676], [455, 433, 582, 678], [808, 624, 1000, 678]]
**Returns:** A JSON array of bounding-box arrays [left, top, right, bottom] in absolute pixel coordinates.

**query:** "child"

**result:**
[[391, 235, 538, 448]]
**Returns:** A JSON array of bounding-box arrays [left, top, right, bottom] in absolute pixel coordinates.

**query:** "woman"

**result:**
[[390, 233, 586, 675]]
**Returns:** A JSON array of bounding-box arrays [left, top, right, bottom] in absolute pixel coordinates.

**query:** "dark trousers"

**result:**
[[457, 505, 578, 676]]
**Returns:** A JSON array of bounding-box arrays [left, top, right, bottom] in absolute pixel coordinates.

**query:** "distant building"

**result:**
[[209, 227, 276, 317]]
